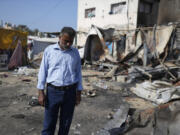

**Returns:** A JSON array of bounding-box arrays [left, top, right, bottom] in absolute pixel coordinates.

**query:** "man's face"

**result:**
[[59, 33, 74, 50]]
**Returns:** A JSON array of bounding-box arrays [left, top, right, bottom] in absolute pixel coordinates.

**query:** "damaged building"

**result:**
[[76, 0, 180, 135], [77, 0, 180, 64], [77, 0, 180, 48]]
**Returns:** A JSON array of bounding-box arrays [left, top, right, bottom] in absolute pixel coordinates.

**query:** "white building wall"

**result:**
[[77, 0, 139, 47]]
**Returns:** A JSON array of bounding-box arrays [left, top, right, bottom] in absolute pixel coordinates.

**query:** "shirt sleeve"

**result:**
[[76, 49, 83, 91], [37, 49, 48, 90]]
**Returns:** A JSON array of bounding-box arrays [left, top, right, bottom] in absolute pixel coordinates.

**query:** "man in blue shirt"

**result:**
[[37, 27, 83, 135]]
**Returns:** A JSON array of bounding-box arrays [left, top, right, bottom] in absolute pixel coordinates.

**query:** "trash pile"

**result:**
[[83, 23, 180, 103], [82, 23, 180, 135], [30, 52, 44, 68], [14, 66, 38, 76]]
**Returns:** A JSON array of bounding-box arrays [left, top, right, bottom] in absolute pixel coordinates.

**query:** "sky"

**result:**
[[0, 0, 78, 32]]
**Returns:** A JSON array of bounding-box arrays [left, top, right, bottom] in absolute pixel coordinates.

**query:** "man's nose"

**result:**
[[66, 42, 71, 46]]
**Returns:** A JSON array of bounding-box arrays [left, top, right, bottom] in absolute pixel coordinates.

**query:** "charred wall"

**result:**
[[158, 0, 180, 24], [137, 0, 160, 27]]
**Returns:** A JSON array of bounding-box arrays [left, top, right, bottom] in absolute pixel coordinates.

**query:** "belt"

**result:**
[[47, 83, 77, 90]]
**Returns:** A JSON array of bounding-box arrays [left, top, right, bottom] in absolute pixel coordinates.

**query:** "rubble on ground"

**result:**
[[14, 66, 38, 76], [81, 23, 180, 135]]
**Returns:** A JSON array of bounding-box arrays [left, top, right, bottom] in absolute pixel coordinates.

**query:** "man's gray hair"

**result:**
[[60, 27, 76, 38]]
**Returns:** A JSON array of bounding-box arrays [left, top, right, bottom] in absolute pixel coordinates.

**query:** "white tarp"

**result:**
[[131, 81, 180, 104]]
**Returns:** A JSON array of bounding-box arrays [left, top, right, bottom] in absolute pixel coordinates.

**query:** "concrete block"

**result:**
[[113, 75, 127, 83]]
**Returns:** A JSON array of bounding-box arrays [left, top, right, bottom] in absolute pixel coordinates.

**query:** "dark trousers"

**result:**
[[42, 84, 76, 135]]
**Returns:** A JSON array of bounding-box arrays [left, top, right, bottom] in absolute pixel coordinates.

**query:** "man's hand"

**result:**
[[38, 90, 46, 106], [76, 91, 81, 105]]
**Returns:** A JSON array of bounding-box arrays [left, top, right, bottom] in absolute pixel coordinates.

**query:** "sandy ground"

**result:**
[[0, 69, 154, 135]]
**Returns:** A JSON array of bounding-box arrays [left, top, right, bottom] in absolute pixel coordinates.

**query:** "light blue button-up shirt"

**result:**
[[37, 43, 83, 91]]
